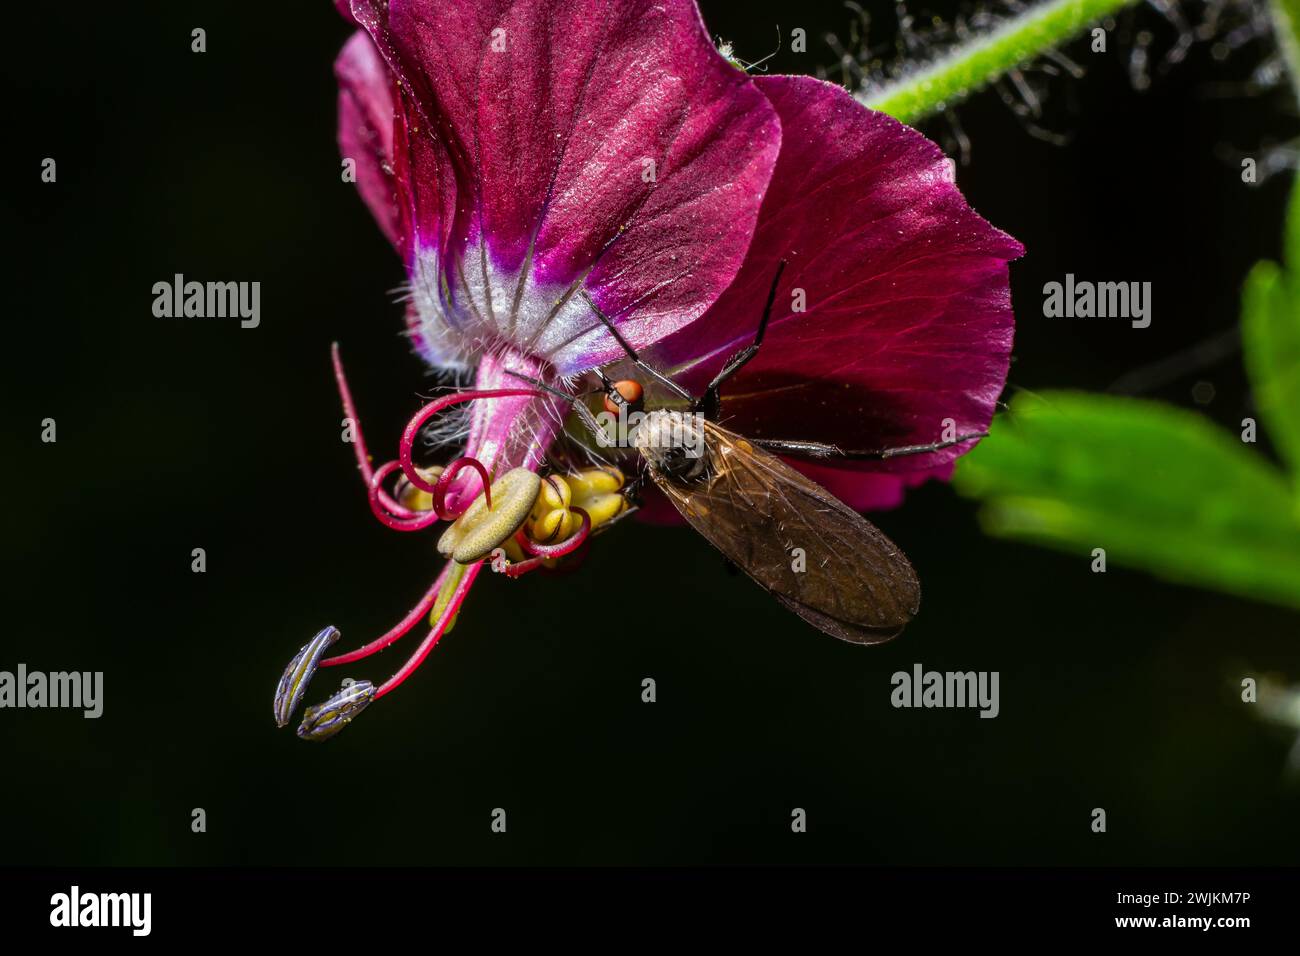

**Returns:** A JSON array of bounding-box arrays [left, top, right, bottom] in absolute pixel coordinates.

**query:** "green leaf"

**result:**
[[1242, 257, 1300, 484], [953, 392, 1300, 610], [1269, 0, 1300, 111], [1290, 171, 1300, 273]]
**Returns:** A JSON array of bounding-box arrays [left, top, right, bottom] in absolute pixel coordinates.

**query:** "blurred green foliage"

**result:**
[[1242, 181, 1300, 488], [956, 173, 1300, 610], [954, 390, 1300, 609]]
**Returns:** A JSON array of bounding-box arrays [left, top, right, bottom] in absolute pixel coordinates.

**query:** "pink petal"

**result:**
[[336, 26, 464, 370], [791, 459, 953, 511], [648, 75, 1022, 479], [335, 31, 400, 248], [431, 348, 570, 512], [466, 349, 568, 475], [344, 0, 780, 373], [333, 0, 359, 25]]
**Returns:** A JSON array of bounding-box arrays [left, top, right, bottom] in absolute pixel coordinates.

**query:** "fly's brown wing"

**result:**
[[649, 421, 920, 644]]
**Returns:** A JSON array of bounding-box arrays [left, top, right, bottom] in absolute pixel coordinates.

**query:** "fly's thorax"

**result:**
[[632, 409, 710, 482]]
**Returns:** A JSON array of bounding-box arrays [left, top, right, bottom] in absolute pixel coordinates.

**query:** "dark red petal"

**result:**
[[345, 0, 781, 373], [335, 31, 400, 248], [649, 75, 1022, 480]]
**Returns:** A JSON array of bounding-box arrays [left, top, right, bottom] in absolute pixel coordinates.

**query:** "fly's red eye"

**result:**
[[604, 379, 644, 415]]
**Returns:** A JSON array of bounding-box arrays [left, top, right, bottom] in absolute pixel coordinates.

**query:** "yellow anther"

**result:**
[[395, 465, 445, 512], [566, 466, 624, 497], [578, 489, 627, 529], [525, 474, 579, 544], [501, 536, 526, 563], [437, 467, 542, 563], [569, 466, 628, 530], [532, 474, 572, 514], [522, 467, 627, 547], [435, 466, 627, 578], [528, 507, 569, 544]]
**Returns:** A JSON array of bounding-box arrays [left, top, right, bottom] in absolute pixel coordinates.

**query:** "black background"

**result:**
[[2, 0, 1298, 866]]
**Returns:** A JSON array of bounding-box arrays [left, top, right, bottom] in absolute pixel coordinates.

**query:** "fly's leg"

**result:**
[[693, 258, 786, 421], [753, 432, 989, 460], [579, 291, 693, 402]]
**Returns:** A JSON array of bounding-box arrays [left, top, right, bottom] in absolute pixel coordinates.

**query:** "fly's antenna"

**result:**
[[578, 290, 693, 402], [500, 368, 577, 405], [501, 368, 608, 443]]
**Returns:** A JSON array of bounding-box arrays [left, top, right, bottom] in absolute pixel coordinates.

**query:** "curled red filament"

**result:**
[[504, 507, 591, 577], [432, 456, 493, 519], [332, 342, 546, 529], [366, 457, 492, 531], [367, 461, 444, 532], [398, 388, 548, 505]]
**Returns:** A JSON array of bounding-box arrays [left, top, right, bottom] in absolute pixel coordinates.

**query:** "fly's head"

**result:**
[[601, 378, 645, 416]]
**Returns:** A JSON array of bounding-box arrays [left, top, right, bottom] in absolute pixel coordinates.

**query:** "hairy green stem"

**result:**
[[860, 0, 1143, 124]]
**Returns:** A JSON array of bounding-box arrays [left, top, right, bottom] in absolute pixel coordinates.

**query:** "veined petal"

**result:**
[[792, 460, 955, 512], [426, 348, 571, 513], [468, 350, 568, 473], [335, 31, 399, 248], [649, 75, 1022, 478], [343, 0, 781, 373], [333, 0, 359, 26]]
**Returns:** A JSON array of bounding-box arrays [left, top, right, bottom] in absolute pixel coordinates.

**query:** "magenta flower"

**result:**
[[275, 0, 1021, 738]]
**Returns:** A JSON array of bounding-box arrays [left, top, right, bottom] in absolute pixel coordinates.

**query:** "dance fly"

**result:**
[[512, 261, 988, 644]]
